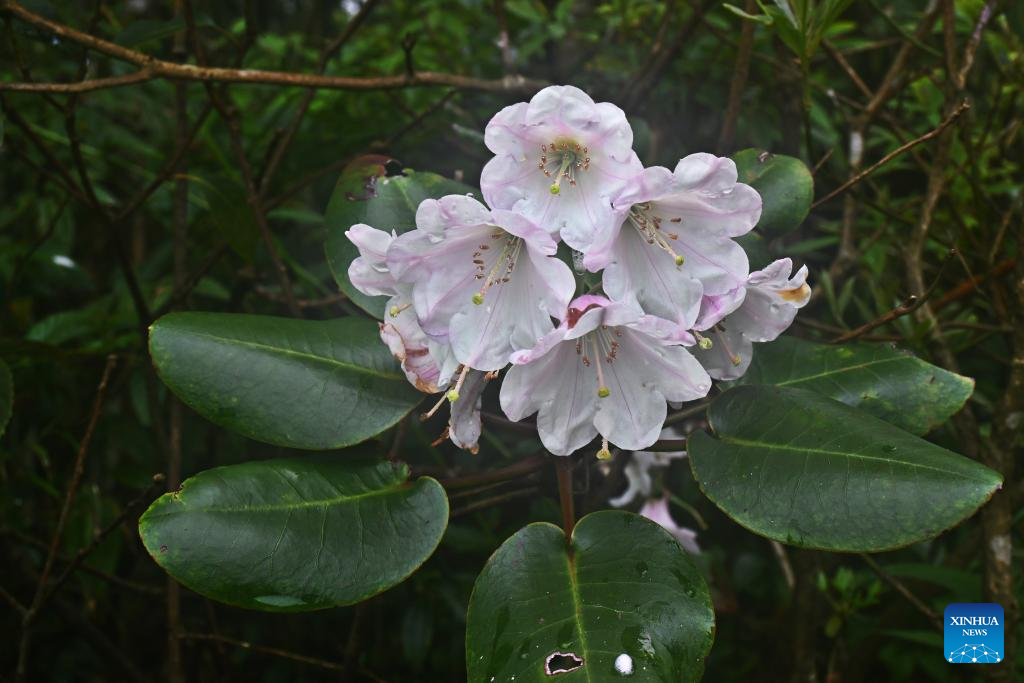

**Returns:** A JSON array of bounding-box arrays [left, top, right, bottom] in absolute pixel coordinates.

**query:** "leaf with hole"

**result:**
[[139, 455, 448, 611], [733, 148, 813, 238], [689, 386, 1002, 552], [149, 312, 422, 449], [324, 159, 474, 317], [739, 336, 974, 435], [466, 510, 714, 682]]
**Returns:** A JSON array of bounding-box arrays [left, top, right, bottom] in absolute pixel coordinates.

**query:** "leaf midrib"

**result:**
[[771, 355, 910, 386], [716, 435, 993, 481], [144, 481, 413, 519], [161, 327, 404, 381]]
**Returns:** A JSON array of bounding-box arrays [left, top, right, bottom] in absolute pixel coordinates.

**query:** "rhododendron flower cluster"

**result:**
[[347, 85, 810, 457]]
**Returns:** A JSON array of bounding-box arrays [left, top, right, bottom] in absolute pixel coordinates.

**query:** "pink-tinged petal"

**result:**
[[523, 85, 601, 130], [480, 154, 543, 214], [483, 101, 530, 156], [509, 324, 568, 365], [612, 166, 676, 209], [346, 224, 399, 297], [694, 287, 746, 331], [630, 314, 697, 345], [346, 223, 393, 263], [639, 497, 700, 555], [491, 209, 558, 254], [449, 243, 571, 370], [593, 330, 710, 450], [415, 194, 492, 234], [601, 226, 704, 332], [379, 294, 444, 393], [729, 259, 811, 342], [561, 295, 642, 340], [693, 324, 753, 380], [388, 225, 489, 337], [449, 370, 488, 454], [500, 342, 599, 456]]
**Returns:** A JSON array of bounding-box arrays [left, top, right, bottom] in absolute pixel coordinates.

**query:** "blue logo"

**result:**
[[944, 603, 1004, 663]]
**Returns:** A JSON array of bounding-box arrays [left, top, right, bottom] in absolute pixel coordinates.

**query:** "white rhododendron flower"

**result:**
[[500, 295, 711, 455], [387, 195, 575, 372], [346, 84, 812, 460], [695, 258, 811, 379], [346, 224, 458, 393], [639, 497, 700, 555], [480, 85, 642, 253], [594, 154, 761, 336]]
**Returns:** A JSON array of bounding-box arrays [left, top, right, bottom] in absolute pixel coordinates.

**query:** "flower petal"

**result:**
[[449, 370, 488, 454], [500, 342, 598, 456]]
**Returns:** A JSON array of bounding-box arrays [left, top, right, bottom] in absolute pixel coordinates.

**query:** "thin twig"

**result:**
[[46, 474, 166, 601], [831, 250, 956, 343], [440, 454, 547, 490], [180, 632, 347, 672], [451, 487, 540, 518], [0, 1, 544, 94], [860, 553, 941, 627], [16, 354, 117, 682], [812, 101, 970, 208]]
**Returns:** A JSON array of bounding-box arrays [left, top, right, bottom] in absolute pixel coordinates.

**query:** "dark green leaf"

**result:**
[[689, 386, 1002, 552], [466, 510, 714, 682], [0, 358, 11, 439], [324, 159, 474, 317], [139, 455, 448, 611], [733, 149, 813, 238], [149, 312, 422, 449], [739, 336, 974, 435], [192, 175, 261, 262]]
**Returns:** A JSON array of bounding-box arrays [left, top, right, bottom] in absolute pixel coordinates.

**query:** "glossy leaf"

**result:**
[[0, 359, 11, 439], [689, 386, 1003, 552], [139, 456, 448, 611], [740, 336, 974, 435], [324, 158, 474, 316], [733, 148, 813, 238], [149, 312, 422, 449], [466, 510, 714, 682]]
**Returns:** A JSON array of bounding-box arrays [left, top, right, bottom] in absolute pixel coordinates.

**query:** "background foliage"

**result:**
[[0, 0, 1021, 681]]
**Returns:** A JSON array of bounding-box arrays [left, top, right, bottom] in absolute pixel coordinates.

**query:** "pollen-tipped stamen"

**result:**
[[694, 331, 713, 350], [596, 437, 612, 460], [591, 337, 610, 397], [447, 364, 472, 402], [628, 207, 685, 267], [389, 302, 412, 318], [549, 154, 574, 195], [472, 235, 523, 304], [715, 328, 742, 366]]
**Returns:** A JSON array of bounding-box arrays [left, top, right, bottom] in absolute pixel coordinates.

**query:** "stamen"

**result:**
[[549, 154, 574, 195], [694, 331, 713, 350], [421, 393, 449, 421], [628, 206, 685, 267], [715, 329, 742, 366], [389, 302, 413, 317], [472, 235, 523, 303], [591, 337, 610, 398], [447, 365, 471, 402], [596, 437, 611, 460]]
